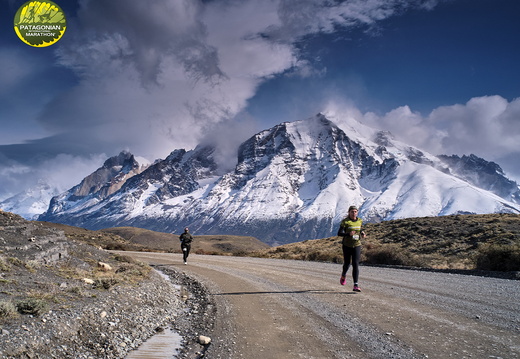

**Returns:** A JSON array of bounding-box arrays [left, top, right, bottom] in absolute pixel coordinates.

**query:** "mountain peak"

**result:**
[[100, 150, 139, 171], [438, 153, 520, 202], [38, 117, 520, 244]]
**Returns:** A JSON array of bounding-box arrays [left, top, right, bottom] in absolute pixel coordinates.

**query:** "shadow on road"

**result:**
[[213, 289, 357, 296]]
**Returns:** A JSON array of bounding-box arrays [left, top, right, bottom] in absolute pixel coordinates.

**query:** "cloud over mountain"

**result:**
[[1, 0, 518, 203]]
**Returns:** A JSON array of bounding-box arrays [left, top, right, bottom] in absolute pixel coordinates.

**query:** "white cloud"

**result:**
[[360, 95, 520, 158], [357, 95, 520, 181], [46, 0, 301, 162], [5, 0, 476, 200], [38, 153, 108, 190], [0, 165, 30, 200], [361, 104, 447, 154], [423, 96, 519, 162], [268, 0, 441, 41], [0, 154, 106, 201], [46, 0, 442, 161]]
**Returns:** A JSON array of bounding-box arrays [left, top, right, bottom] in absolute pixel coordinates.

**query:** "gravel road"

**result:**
[[123, 252, 520, 359]]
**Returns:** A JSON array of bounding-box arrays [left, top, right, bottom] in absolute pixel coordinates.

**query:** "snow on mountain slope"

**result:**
[[361, 161, 517, 221], [42, 151, 149, 216], [40, 114, 520, 245], [0, 181, 60, 220], [438, 154, 520, 203]]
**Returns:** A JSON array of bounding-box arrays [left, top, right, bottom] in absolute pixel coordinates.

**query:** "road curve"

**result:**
[[121, 252, 520, 359]]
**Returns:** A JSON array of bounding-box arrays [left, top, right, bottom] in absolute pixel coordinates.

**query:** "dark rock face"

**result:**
[[70, 151, 142, 199]]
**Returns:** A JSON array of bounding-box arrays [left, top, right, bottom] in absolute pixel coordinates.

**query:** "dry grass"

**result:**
[[99, 227, 270, 255], [0, 301, 18, 321], [37, 222, 147, 252], [34, 213, 520, 272], [251, 213, 520, 272]]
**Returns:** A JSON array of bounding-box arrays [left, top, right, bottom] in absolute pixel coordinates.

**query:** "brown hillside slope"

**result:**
[[251, 213, 520, 273], [35, 222, 269, 255], [100, 227, 270, 255]]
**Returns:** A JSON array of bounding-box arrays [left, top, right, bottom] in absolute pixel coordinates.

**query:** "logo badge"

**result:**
[[14, 1, 67, 47]]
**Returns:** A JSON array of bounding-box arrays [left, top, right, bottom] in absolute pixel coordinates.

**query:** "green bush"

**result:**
[[475, 244, 520, 271], [15, 298, 49, 316]]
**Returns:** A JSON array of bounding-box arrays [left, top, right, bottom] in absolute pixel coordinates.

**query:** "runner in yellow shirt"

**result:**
[[337, 206, 366, 292]]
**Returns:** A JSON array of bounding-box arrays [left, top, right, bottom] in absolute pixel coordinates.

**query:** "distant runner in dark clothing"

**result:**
[[179, 227, 193, 265], [337, 206, 366, 292]]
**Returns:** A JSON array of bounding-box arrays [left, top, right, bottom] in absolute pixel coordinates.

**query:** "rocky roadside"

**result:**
[[0, 211, 215, 359], [156, 265, 219, 359]]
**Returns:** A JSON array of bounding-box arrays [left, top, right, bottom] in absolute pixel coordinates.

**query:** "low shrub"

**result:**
[[475, 244, 520, 271], [15, 298, 49, 316], [67, 286, 83, 296], [7, 257, 23, 267], [104, 242, 127, 251], [364, 244, 426, 267], [304, 250, 342, 263], [0, 301, 18, 320], [232, 251, 248, 257], [93, 277, 118, 290], [113, 254, 138, 264], [305, 250, 328, 262], [0, 256, 10, 271], [115, 264, 149, 279]]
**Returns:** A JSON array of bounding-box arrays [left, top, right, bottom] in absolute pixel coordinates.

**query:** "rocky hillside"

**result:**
[[0, 211, 212, 358]]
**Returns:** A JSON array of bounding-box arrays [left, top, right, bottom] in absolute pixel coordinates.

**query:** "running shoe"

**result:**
[[353, 285, 361, 292], [340, 276, 346, 285]]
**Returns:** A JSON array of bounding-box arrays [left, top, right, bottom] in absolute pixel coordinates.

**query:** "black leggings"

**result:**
[[342, 245, 361, 283], [181, 244, 191, 262]]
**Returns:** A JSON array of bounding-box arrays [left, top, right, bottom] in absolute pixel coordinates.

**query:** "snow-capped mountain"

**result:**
[[39, 114, 520, 245], [0, 180, 60, 220], [437, 154, 520, 203], [42, 151, 149, 217], [0, 152, 150, 221]]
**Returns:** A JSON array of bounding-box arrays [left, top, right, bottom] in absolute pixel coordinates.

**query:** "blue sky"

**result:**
[[1, 0, 519, 199], [250, 0, 520, 121]]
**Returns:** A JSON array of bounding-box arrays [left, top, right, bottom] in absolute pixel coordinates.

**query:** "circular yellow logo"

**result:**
[[14, 1, 67, 47]]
